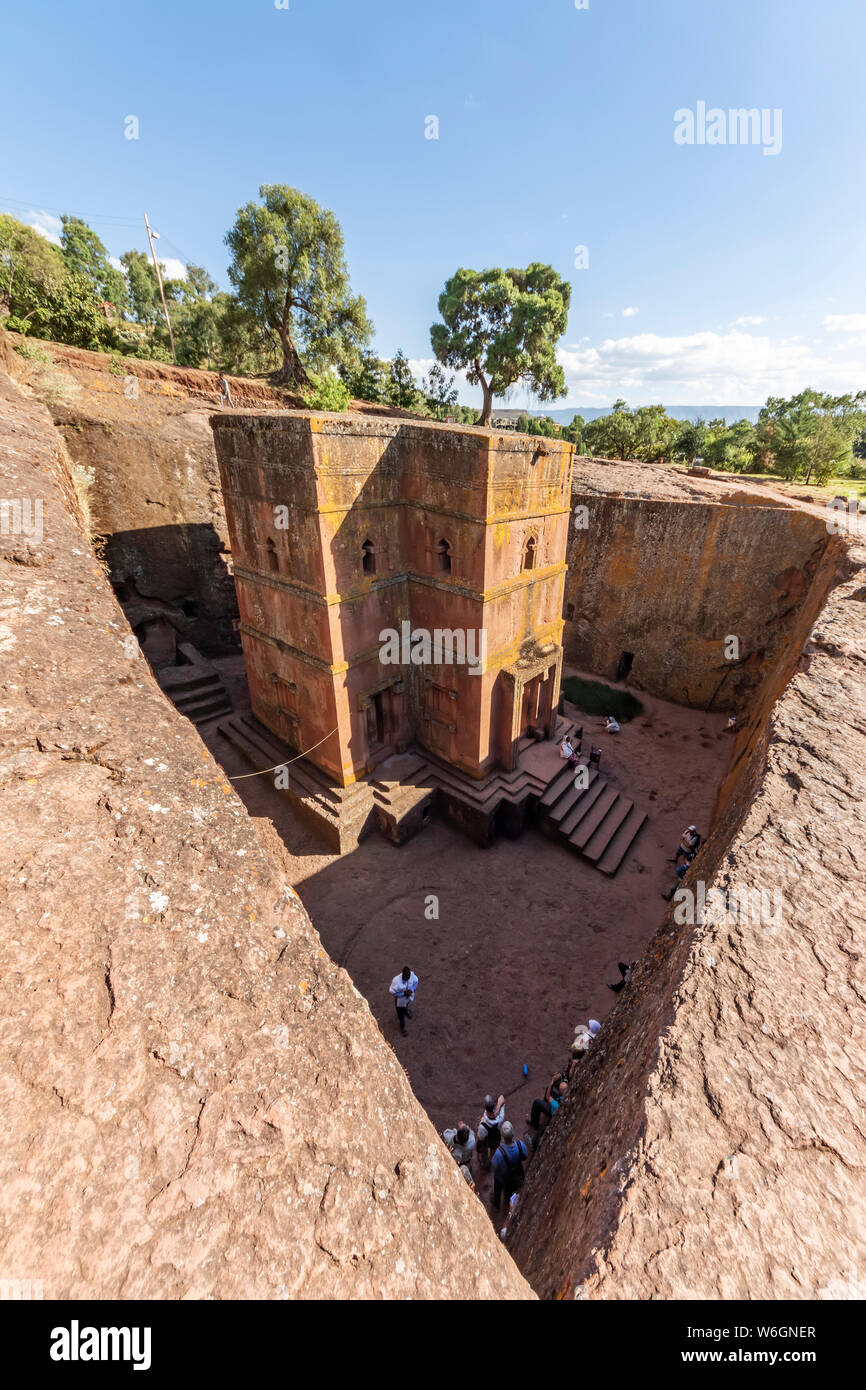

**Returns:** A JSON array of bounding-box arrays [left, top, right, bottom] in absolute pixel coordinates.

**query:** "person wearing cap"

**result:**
[[443, 1121, 476, 1171], [388, 965, 418, 1037], [673, 825, 701, 864], [491, 1122, 528, 1210], [476, 1093, 506, 1170]]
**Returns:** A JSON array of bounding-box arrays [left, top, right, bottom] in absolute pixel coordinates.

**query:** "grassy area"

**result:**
[[561, 676, 644, 723]]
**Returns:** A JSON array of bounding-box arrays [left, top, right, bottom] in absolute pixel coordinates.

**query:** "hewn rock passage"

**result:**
[[508, 518, 866, 1298], [0, 369, 530, 1300]]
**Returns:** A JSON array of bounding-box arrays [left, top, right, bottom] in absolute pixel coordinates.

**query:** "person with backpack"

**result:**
[[491, 1122, 528, 1210], [476, 1093, 506, 1170]]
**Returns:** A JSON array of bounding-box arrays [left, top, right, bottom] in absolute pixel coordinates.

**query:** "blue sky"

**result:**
[[2, 0, 865, 408]]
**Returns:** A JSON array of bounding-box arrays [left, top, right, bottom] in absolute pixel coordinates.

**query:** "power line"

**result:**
[[0, 193, 143, 226]]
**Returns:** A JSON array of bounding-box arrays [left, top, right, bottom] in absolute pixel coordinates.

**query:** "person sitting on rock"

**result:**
[[559, 735, 580, 767], [491, 1122, 528, 1211], [608, 960, 634, 993], [673, 825, 701, 864], [476, 1093, 506, 1170], [662, 861, 690, 901], [605, 715, 621, 734], [527, 1076, 568, 1132], [443, 1121, 476, 1173]]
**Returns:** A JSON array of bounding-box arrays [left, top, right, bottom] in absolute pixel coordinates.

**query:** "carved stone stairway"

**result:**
[[536, 761, 648, 877]]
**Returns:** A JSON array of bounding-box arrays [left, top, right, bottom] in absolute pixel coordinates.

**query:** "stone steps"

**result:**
[[556, 773, 605, 836], [582, 794, 634, 863], [179, 690, 233, 723], [163, 672, 232, 725], [568, 785, 621, 850], [597, 806, 648, 878]]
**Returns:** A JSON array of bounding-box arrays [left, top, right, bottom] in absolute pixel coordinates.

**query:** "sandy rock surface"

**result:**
[[507, 521, 866, 1299]]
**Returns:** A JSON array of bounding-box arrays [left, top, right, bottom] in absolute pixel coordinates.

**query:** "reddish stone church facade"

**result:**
[[212, 413, 574, 787]]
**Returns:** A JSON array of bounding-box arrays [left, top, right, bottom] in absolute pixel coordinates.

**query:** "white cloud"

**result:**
[[108, 255, 124, 271], [823, 313, 866, 333], [159, 256, 186, 281], [622, 306, 639, 318], [556, 327, 866, 407], [732, 315, 767, 327], [25, 210, 62, 245]]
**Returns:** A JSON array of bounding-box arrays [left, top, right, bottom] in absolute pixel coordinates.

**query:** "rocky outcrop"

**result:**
[[508, 513, 866, 1298], [0, 368, 530, 1300]]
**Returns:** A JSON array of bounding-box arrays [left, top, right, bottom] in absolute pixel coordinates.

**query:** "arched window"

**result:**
[[266, 537, 279, 573], [523, 534, 537, 571], [362, 538, 376, 575], [436, 538, 452, 574]]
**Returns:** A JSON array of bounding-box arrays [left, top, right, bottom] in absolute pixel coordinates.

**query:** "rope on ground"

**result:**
[[227, 725, 340, 780]]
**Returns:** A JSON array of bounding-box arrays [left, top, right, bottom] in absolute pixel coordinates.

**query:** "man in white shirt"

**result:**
[[389, 965, 418, 1037], [605, 715, 621, 734]]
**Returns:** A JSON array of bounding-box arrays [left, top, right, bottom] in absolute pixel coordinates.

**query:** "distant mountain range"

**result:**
[[491, 405, 763, 425]]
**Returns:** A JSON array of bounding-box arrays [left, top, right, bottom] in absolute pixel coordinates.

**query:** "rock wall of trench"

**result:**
[[508, 515, 866, 1299], [563, 491, 834, 711], [0, 366, 530, 1300]]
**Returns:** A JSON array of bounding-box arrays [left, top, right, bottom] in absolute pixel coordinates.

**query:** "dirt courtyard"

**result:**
[[202, 661, 732, 1156]]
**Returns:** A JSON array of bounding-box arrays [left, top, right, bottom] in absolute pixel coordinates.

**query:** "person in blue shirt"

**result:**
[[491, 1122, 528, 1210]]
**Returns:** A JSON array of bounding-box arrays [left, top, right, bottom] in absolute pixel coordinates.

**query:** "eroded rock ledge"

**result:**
[[508, 512, 866, 1299], [0, 369, 530, 1300]]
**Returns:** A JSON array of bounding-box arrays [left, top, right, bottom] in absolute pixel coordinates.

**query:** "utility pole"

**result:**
[[144, 213, 177, 365]]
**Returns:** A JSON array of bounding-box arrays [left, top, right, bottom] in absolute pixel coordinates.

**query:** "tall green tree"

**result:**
[[673, 418, 710, 467], [60, 215, 127, 310], [632, 404, 680, 462], [703, 418, 757, 473], [387, 348, 420, 409], [430, 263, 570, 426], [120, 250, 161, 326], [420, 360, 459, 418], [224, 184, 372, 387], [562, 414, 585, 450], [339, 351, 389, 403], [584, 399, 637, 459], [0, 213, 67, 326], [756, 390, 865, 483]]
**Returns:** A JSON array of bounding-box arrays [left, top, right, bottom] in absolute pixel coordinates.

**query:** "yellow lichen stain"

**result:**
[[299, 981, 308, 992], [580, 1176, 592, 1199], [555, 1278, 571, 1301]]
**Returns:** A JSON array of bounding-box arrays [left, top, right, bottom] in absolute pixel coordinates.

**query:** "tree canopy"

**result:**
[[430, 264, 570, 425], [224, 184, 372, 387]]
